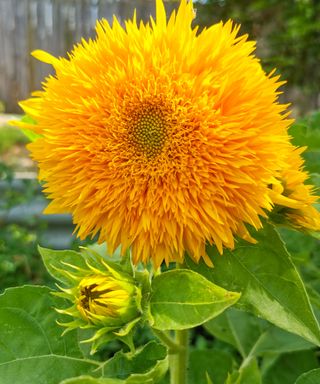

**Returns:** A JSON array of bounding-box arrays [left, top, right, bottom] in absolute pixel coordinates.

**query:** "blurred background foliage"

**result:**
[[0, 1, 319, 382], [196, 0, 320, 113]]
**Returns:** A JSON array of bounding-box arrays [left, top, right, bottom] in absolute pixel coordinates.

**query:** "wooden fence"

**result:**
[[0, 0, 318, 114], [0, 0, 178, 112]]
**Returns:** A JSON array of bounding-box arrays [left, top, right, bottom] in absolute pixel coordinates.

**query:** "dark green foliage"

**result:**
[[0, 165, 50, 291], [0, 125, 28, 154], [196, 0, 320, 113]]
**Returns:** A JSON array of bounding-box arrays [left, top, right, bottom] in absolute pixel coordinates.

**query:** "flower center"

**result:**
[[130, 105, 167, 159], [80, 283, 106, 311]]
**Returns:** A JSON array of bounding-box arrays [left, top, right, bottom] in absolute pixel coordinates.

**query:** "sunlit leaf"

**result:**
[[149, 269, 240, 330]]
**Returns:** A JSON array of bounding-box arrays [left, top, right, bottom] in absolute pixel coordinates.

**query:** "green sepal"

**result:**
[[89, 317, 142, 354], [120, 247, 134, 276], [135, 270, 152, 323]]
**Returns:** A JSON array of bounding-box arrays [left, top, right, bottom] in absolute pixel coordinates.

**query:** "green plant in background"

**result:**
[[2, 1, 320, 383], [0, 124, 28, 154], [290, 111, 320, 177], [198, 0, 320, 112], [0, 162, 51, 290]]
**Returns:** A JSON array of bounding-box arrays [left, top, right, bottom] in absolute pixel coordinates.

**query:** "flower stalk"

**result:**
[[169, 329, 189, 384]]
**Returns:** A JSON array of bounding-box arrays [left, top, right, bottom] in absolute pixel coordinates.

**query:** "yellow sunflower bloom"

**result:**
[[16, 0, 319, 266]]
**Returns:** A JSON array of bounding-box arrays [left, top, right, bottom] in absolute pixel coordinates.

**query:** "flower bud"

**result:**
[[76, 273, 138, 326], [54, 255, 142, 352]]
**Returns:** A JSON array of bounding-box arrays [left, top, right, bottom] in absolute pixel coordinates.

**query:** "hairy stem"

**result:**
[[152, 329, 181, 354], [169, 329, 189, 384]]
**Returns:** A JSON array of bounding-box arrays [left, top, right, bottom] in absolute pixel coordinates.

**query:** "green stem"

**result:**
[[152, 329, 181, 353], [169, 329, 189, 384]]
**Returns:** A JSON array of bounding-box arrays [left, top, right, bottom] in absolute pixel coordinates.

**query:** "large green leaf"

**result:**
[[101, 341, 168, 383], [0, 356, 99, 384], [205, 308, 313, 359], [277, 228, 318, 265], [149, 269, 240, 330], [205, 308, 265, 357], [261, 350, 318, 384], [0, 285, 83, 361], [188, 349, 233, 384], [295, 369, 320, 384], [0, 286, 99, 384], [185, 223, 320, 346]]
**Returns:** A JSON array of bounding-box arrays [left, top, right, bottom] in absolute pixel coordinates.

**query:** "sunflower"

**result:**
[[17, 0, 319, 266]]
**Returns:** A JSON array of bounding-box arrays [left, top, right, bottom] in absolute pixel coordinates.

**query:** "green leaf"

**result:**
[[290, 112, 320, 151], [0, 356, 99, 384], [60, 377, 124, 384], [253, 327, 314, 356], [0, 286, 82, 361], [188, 349, 233, 384], [185, 223, 320, 346], [226, 359, 261, 384], [205, 308, 265, 357], [277, 228, 318, 265], [303, 151, 320, 174], [205, 308, 313, 359], [101, 341, 168, 383], [0, 286, 99, 384], [262, 350, 318, 384], [39, 246, 87, 284], [149, 269, 240, 330], [295, 369, 320, 384]]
